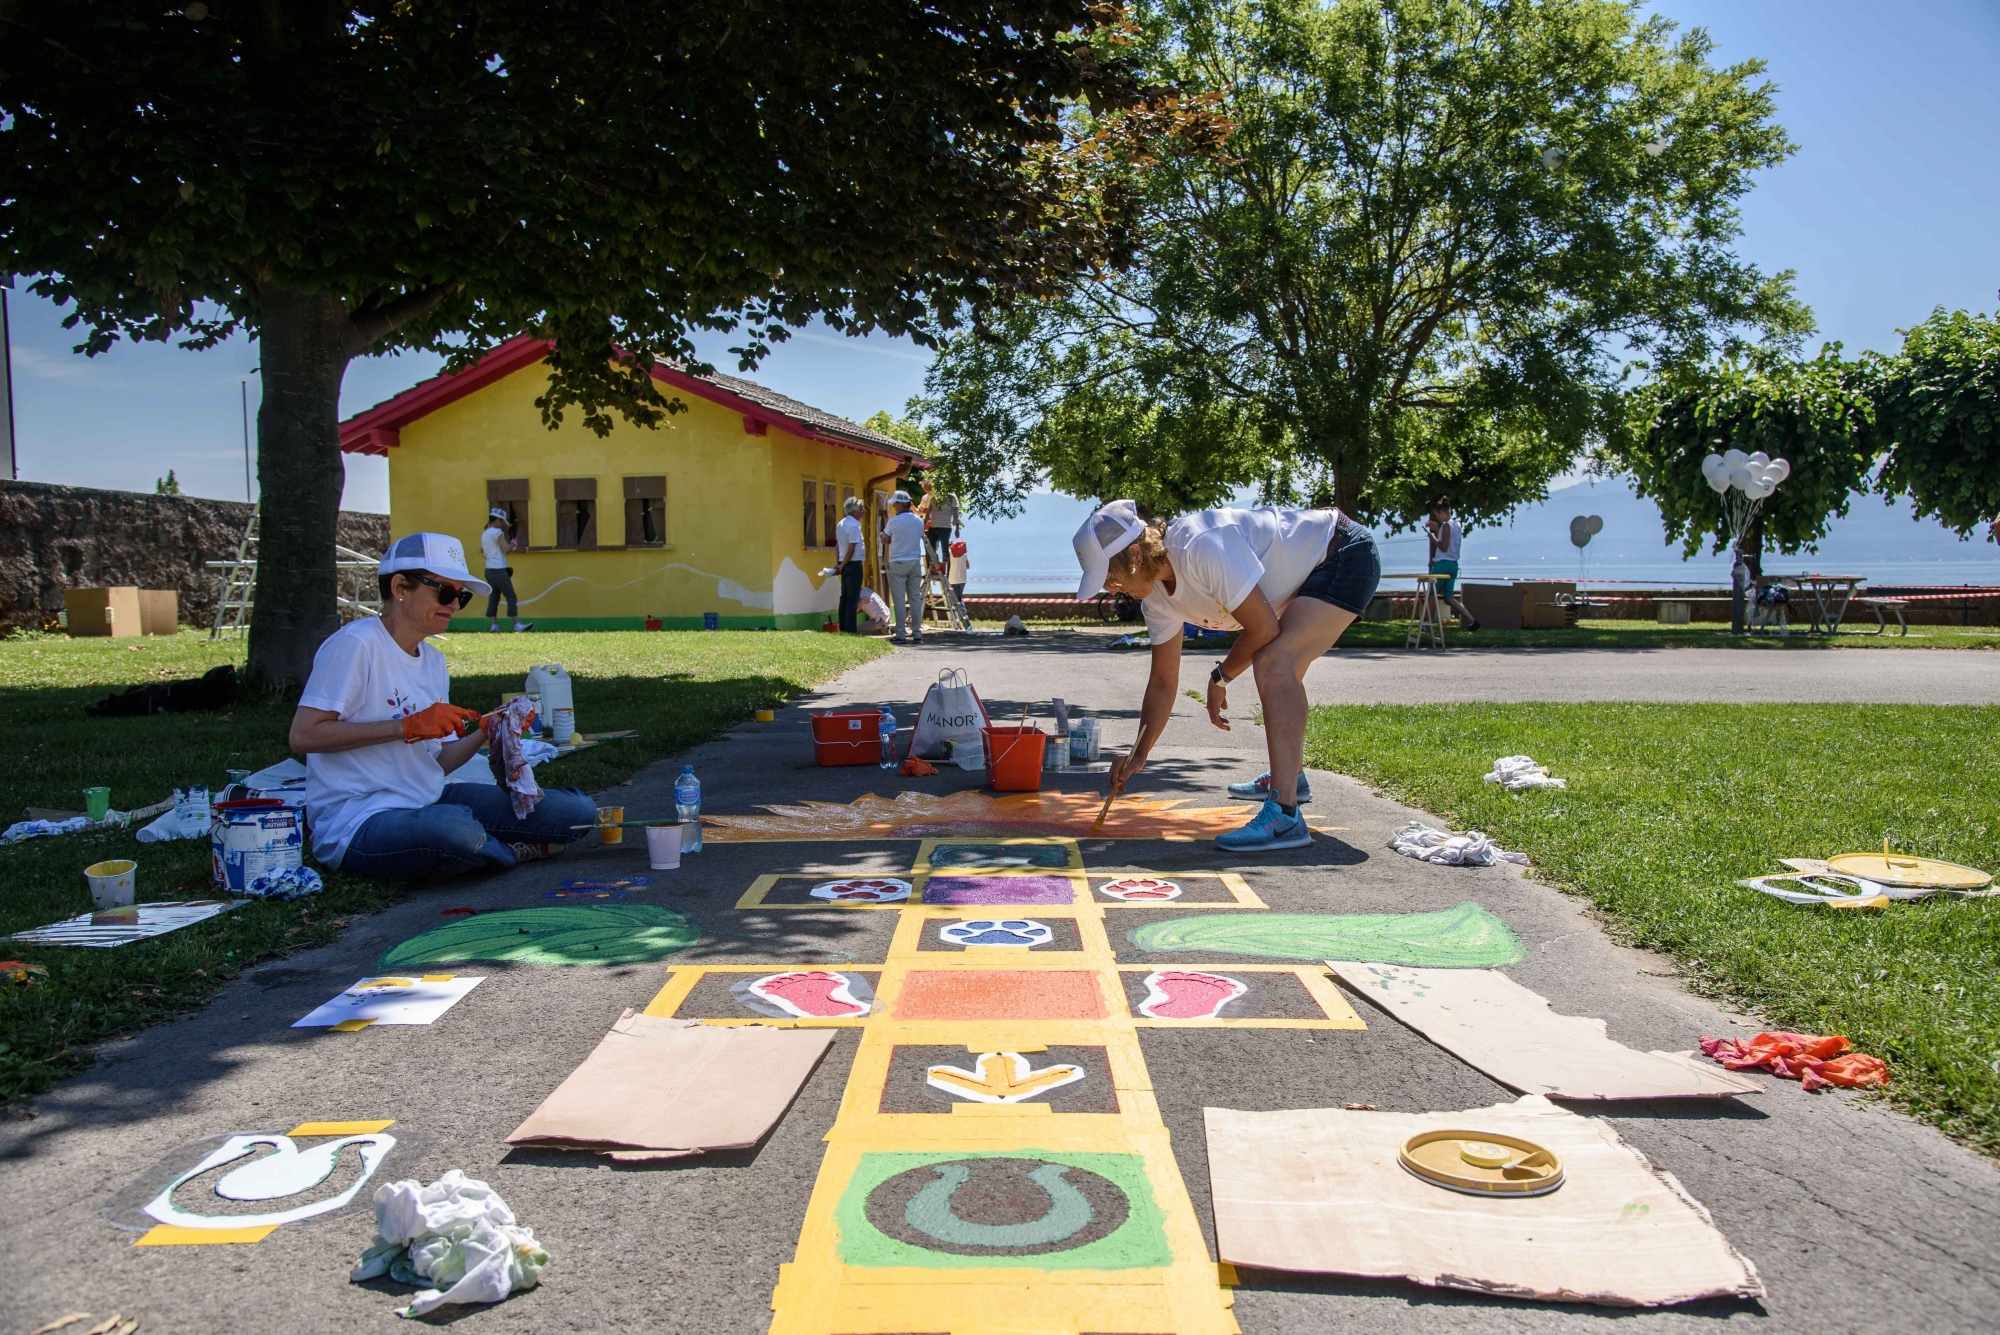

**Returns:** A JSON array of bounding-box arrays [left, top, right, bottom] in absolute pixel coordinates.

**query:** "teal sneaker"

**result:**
[[1215, 799, 1313, 853], [1226, 772, 1312, 803]]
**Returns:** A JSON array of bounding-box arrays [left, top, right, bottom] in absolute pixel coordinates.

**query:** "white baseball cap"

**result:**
[[378, 532, 491, 596], [1072, 499, 1147, 601], [890, 489, 912, 505], [488, 506, 509, 521]]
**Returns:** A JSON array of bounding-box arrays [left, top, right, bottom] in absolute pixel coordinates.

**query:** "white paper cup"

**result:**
[[85, 858, 137, 909], [644, 823, 683, 870]]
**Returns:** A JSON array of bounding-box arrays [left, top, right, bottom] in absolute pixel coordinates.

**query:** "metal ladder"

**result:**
[[206, 509, 384, 638]]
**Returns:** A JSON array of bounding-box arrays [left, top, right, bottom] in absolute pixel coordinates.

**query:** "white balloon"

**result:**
[[1767, 458, 1791, 482], [1723, 449, 1749, 469], [1701, 453, 1727, 478], [1749, 451, 1770, 468], [1749, 478, 1776, 500], [1728, 465, 1754, 490], [1706, 471, 1730, 495]]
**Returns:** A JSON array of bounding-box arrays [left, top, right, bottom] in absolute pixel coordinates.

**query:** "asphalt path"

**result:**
[[6, 637, 1998, 1333]]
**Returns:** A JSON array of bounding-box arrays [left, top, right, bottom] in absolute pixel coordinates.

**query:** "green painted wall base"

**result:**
[[448, 611, 834, 633]]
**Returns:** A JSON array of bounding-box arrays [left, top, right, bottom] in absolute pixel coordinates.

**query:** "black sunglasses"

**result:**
[[408, 572, 475, 609]]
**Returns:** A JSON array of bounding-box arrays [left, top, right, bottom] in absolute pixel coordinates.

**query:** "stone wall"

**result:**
[[0, 481, 391, 631]]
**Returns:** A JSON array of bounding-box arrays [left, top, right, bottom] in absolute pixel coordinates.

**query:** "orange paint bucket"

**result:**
[[982, 726, 1047, 792]]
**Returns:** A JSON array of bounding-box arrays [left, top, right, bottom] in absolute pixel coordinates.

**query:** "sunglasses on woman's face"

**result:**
[[409, 573, 475, 609]]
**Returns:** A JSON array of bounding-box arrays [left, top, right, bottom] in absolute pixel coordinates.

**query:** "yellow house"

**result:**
[[340, 337, 927, 630]]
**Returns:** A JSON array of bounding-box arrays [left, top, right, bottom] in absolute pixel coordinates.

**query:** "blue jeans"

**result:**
[[339, 783, 599, 881]]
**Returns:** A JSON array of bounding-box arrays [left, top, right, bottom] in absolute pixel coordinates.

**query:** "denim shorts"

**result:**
[[1294, 516, 1382, 616]]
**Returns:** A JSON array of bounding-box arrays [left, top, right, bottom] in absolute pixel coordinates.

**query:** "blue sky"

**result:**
[[4, 0, 1996, 517]]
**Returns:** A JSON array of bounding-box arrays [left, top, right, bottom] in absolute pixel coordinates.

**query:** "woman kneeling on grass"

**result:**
[[1075, 501, 1380, 853], [288, 532, 598, 880]]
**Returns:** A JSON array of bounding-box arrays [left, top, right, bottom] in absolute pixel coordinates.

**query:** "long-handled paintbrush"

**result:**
[[1091, 773, 1125, 833]]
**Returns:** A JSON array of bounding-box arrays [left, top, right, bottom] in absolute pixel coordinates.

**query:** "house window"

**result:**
[[555, 477, 598, 550], [822, 482, 838, 550], [802, 477, 819, 549], [487, 478, 529, 550], [624, 476, 667, 547]]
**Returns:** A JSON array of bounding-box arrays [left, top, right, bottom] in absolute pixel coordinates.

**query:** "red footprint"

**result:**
[[1138, 970, 1247, 1019], [1099, 877, 1181, 902], [749, 970, 869, 1018]]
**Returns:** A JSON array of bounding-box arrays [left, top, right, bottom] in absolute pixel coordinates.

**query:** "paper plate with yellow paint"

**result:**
[[1826, 842, 1991, 891], [1399, 1129, 1564, 1198]]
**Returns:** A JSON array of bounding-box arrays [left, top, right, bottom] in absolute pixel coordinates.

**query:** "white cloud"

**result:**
[[784, 330, 933, 364], [11, 346, 97, 384]]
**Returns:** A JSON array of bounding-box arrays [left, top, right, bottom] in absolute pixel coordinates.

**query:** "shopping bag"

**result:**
[[910, 668, 989, 768]]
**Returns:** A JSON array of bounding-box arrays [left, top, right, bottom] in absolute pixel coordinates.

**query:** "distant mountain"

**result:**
[[958, 477, 2000, 592]]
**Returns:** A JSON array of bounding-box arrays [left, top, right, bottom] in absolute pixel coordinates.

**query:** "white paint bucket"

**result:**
[[645, 823, 683, 870], [85, 858, 137, 909], [211, 800, 305, 892]]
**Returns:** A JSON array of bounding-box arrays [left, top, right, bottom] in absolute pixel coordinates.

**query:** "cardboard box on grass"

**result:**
[[65, 586, 143, 638], [1460, 581, 1577, 631], [138, 589, 179, 635]]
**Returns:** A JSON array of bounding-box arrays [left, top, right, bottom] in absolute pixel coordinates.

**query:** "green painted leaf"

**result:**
[[378, 905, 700, 969], [1127, 902, 1524, 968]]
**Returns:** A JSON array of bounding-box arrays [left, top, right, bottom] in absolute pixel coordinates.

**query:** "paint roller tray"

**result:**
[[1398, 1130, 1564, 1198]]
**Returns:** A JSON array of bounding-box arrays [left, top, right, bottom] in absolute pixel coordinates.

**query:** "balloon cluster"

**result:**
[[1567, 514, 1604, 549], [1701, 448, 1789, 551]]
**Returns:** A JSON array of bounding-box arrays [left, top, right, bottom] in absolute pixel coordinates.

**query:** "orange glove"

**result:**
[[402, 702, 484, 743]]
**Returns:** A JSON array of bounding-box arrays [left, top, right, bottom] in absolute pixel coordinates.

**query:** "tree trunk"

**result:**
[[245, 287, 354, 695]]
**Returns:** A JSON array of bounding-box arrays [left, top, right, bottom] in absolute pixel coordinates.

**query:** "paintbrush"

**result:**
[[1092, 774, 1125, 833]]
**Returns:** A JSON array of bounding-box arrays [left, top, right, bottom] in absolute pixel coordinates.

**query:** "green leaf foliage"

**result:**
[[1873, 308, 2000, 542], [919, 0, 1810, 529]]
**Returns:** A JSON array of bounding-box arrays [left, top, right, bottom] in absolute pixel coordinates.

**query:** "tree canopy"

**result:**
[[1872, 308, 2000, 543], [2, 0, 1144, 686], [917, 0, 1809, 529]]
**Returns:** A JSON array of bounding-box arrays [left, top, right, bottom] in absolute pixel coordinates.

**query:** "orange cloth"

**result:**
[[900, 756, 940, 777], [1700, 1031, 1889, 1092]]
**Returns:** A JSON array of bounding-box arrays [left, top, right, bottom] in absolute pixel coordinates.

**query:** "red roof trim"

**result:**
[[338, 336, 924, 466]]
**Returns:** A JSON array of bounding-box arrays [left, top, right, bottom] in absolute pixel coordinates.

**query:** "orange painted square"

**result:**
[[893, 970, 1106, 1020]]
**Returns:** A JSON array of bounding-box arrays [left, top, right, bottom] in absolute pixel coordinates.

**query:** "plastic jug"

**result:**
[[526, 665, 576, 743]]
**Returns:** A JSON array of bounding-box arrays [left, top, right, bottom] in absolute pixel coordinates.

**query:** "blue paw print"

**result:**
[[940, 918, 1054, 947]]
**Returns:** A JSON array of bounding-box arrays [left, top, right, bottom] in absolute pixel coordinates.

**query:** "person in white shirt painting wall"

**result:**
[[287, 533, 595, 880], [480, 507, 532, 633], [881, 490, 930, 644], [1074, 501, 1381, 853], [1426, 498, 1480, 631], [835, 496, 867, 634]]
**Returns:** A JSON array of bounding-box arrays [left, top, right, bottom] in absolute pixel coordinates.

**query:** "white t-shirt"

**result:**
[[479, 526, 512, 569], [1432, 519, 1462, 562], [835, 514, 864, 564], [884, 510, 928, 563], [1140, 507, 1341, 645], [298, 617, 456, 866]]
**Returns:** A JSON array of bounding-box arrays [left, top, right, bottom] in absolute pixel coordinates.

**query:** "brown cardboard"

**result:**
[[64, 587, 143, 638], [1329, 963, 1763, 1100], [1205, 1096, 1763, 1306], [506, 1010, 833, 1159], [1460, 582, 1577, 630], [137, 589, 179, 636]]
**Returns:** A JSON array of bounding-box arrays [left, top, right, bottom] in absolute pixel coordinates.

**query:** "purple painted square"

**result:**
[[921, 875, 1075, 906]]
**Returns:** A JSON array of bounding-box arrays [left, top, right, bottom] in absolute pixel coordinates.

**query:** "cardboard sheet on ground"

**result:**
[[292, 975, 484, 1029], [7, 900, 237, 948], [1329, 963, 1762, 1100], [507, 1011, 832, 1161], [1205, 1096, 1762, 1307]]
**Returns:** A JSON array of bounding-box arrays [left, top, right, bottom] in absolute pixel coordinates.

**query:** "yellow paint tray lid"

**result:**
[[1398, 1129, 1565, 1198], [1825, 846, 1992, 890]]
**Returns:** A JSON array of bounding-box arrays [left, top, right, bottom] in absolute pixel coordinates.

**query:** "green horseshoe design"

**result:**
[[903, 1162, 1094, 1248]]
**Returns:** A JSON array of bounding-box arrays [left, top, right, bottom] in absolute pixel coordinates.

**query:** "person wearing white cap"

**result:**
[[1074, 500, 1380, 852], [287, 532, 596, 879], [881, 489, 929, 644], [480, 507, 531, 632]]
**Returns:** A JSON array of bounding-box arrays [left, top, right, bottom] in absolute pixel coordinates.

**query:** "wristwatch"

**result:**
[[1209, 664, 1231, 687]]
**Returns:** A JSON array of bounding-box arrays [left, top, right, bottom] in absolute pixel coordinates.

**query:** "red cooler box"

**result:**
[[812, 709, 882, 766]]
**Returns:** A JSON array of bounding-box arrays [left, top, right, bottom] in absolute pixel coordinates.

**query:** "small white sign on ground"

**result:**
[[293, 975, 485, 1028]]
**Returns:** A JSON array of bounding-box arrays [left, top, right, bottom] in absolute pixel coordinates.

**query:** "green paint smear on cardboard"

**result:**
[[379, 904, 700, 969], [836, 1150, 1172, 1271], [1128, 901, 1524, 967]]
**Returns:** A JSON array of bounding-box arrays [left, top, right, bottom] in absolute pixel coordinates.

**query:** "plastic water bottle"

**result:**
[[878, 707, 898, 769], [674, 765, 702, 854]]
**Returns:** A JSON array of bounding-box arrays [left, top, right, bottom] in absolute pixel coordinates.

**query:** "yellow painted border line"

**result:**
[[285, 1119, 395, 1136], [136, 1224, 278, 1246]]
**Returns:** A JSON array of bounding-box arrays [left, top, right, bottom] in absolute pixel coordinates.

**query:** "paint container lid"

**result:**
[[1825, 847, 1991, 890], [1399, 1130, 1564, 1197]]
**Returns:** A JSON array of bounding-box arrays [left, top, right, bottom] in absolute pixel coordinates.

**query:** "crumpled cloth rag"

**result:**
[[245, 866, 323, 900], [487, 696, 546, 819], [1388, 821, 1530, 867], [1700, 1031, 1889, 1092], [1484, 755, 1566, 790], [351, 1170, 548, 1318], [1, 817, 89, 844], [900, 756, 939, 777]]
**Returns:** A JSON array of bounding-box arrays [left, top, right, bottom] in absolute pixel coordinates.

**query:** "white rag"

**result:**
[[1388, 821, 1529, 867], [1484, 755, 1566, 790], [487, 696, 546, 819], [350, 1170, 548, 1318], [1, 816, 89, 844]]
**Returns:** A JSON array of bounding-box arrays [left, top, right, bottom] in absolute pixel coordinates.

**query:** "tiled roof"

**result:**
[[698, 366, 914, 456]]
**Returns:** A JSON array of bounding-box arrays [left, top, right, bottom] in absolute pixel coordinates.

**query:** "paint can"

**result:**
[[597, 806, 625, 845], [702, 612, 720, 631], [85, 858, 137, 909], [210, 799, 304, 892], [645, 823, 683, 870]]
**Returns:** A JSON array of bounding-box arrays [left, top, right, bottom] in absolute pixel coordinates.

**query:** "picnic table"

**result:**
[[1772, 574, 1865, 634]]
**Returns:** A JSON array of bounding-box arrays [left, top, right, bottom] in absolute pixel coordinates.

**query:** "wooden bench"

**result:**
[[1855, 596, 1909, 636]]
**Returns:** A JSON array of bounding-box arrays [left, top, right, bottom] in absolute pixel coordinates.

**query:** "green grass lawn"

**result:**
[[0, 627, 885, 1109], [1306, 704, 2000, 1153], [1336, 617, 2000, 650]]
